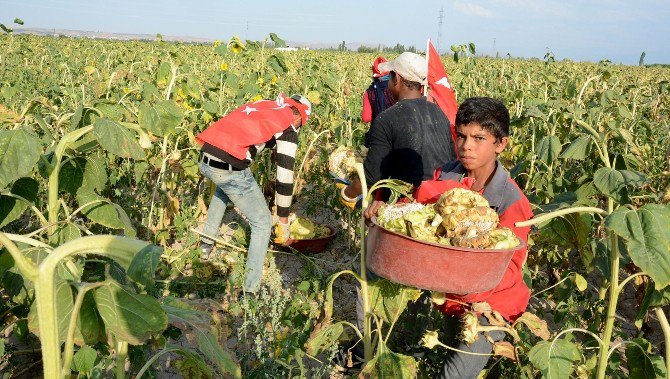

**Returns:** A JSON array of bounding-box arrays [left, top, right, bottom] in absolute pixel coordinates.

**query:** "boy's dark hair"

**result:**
[[455, 97, 510, 142]]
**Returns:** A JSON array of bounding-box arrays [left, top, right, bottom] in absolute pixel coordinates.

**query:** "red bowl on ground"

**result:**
[[282, 225, 337, 254], [366, 222, 525, 295]]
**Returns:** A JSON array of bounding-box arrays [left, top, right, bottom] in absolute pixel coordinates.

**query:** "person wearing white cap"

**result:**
[[379, 51, 429, 86], [334, 52, 457, 372], [195, 93, 311, 296], [339, 52, 456, 215]]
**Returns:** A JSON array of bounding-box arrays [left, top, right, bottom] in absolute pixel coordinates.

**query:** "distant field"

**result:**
[[1, 34, 670, 378]]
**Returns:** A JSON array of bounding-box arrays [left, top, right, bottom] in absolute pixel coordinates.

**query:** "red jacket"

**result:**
[[362, 91, 373, 123], [195, 97, 295, 160], [413, 161, 533, 321]]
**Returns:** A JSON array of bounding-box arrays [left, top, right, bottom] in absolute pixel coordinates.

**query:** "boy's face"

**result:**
[[291, 108, 303, 128], [456, 123, 508, 171]]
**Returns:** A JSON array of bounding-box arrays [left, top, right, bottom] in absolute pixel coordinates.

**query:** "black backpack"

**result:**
[[366, 78, 395, 121]]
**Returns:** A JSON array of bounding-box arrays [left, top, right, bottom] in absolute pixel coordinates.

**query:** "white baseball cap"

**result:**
[[377, 52, 427, 85]]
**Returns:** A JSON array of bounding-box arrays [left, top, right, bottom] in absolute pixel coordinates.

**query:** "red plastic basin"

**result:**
[[282, 225, 337, 254], [366, 222, 525, 295]]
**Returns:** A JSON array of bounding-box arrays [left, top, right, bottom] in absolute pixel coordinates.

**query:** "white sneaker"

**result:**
[[201, 242, 214, 260]]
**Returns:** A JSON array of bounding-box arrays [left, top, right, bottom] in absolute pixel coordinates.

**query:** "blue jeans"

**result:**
[[199, 161, 272, 293], [438, 315, 505, 379], [355, 270, 503, 378]]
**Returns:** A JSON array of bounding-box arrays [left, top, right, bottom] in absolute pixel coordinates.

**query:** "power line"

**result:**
[[437, 7, 444, 53]]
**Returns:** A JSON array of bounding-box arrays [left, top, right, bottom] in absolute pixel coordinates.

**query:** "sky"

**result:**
[[2, 0, 670, 65]]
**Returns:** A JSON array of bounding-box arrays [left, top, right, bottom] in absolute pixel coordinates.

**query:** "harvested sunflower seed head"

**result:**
[[431, 291, 447, 305], [434, 188, 490, 212], [421, 330, 442, 349], [328, 146, 361, 179], [452, 225, 520, 249], [442, 206, 499, 237], [378, 202, 426, 223], [460, 312, 480, 345], [288, 216, 331, 240], [452, 226, 491, 248], [485, 227, 520, 249]]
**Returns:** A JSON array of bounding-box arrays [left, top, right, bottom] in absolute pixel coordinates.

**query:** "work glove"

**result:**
[[273, 221, 291, 244], [336, 183, 362, 210]]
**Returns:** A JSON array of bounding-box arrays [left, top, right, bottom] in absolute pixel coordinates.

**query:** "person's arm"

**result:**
[[361, 91, 372, 123], [343, 115, 391, 199], [497, 194, 533, 267], [274, 129, 299, 220], [349, 117, 392, 218], [363, 116, 392, 187]]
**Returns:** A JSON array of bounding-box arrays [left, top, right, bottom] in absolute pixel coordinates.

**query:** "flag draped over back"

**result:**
[[426, 40, 458, 148]]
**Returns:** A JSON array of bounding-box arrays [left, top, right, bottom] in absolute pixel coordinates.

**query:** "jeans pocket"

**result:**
[[202, 163, 230, 185], [220, 170, 254, 196], [198, 161, 207, 175]]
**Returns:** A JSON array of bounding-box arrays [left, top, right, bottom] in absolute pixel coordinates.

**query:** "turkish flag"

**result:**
[[426, 40, 458, 149], [195, 94, 296, 160]]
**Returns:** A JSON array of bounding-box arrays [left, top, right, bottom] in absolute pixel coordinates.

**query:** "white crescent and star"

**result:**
[[436, 77, 452, 89], [242, 106, 258, 115]]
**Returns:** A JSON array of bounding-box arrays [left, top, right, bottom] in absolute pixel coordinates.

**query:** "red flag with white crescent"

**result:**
[[426, 40, 458, 149]]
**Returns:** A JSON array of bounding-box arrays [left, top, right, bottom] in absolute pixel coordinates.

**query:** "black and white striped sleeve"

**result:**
[[274, 129, 299, 218]]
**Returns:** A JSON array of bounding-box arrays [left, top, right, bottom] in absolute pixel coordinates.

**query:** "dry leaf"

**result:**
[[483, 310, 507, 327], [493, 341, 518, 361], [513, 312, 550, 340], [471, 302, 492, 313]]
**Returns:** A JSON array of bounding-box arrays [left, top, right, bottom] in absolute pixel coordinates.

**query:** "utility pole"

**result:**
[[437, 7, 444, 53], [246, 21, 249, 40], [493, 38, 496, 57]]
